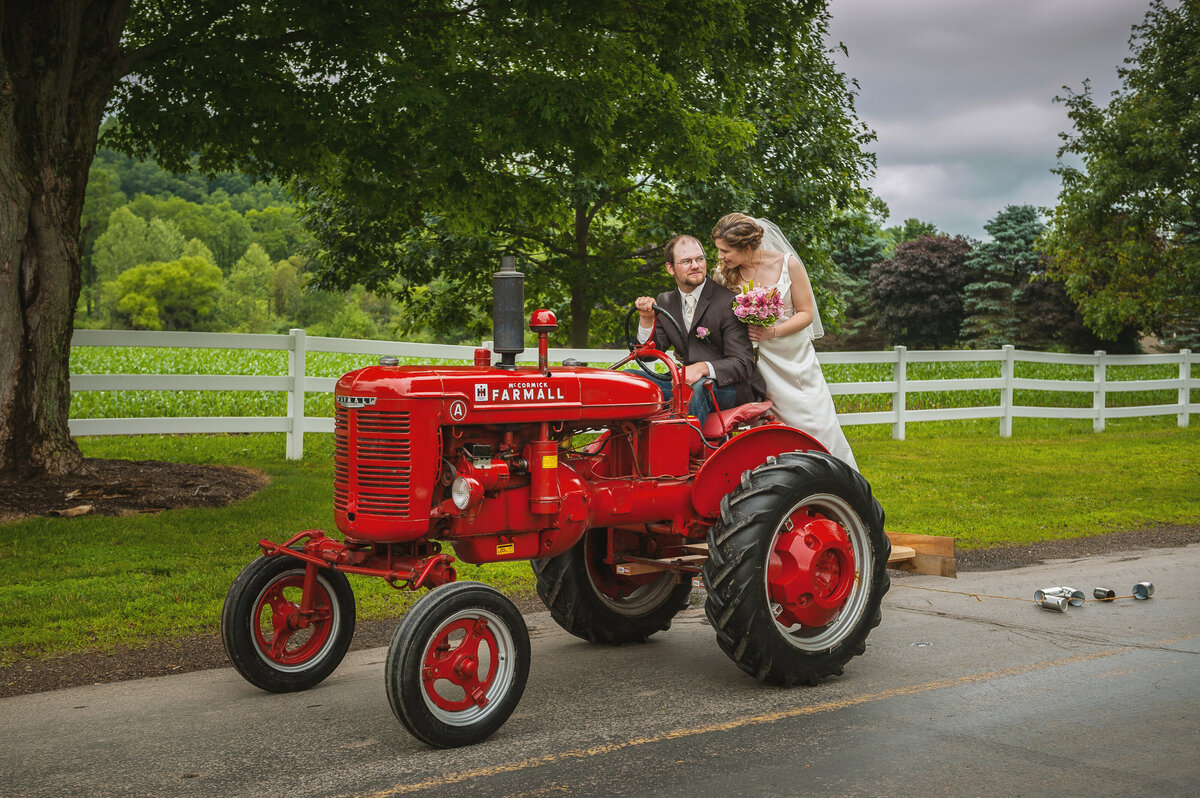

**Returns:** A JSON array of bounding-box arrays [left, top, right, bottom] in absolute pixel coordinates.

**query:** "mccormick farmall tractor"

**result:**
[[222, 258, 913, 749]]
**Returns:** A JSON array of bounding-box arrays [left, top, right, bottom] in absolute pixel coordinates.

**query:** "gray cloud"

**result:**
[[825, 0, 1156, 238]]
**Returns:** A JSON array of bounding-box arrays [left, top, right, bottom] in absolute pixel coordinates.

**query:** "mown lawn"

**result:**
[[1, 417, 1196, 665]]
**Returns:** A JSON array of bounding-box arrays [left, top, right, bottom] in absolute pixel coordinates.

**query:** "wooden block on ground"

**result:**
[[885, 531, 957, 578]]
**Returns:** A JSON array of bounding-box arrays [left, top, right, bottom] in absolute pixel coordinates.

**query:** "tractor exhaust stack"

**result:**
[[493, 256, 524, 369]]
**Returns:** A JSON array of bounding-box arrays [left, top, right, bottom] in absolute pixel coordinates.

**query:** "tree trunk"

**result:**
[[0, 1, 127, 479], [568, 205, 592, 348]]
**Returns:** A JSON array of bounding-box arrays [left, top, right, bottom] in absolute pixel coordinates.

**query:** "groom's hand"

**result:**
[[683, 362, 709, 384], [634, 296, 657, 326]]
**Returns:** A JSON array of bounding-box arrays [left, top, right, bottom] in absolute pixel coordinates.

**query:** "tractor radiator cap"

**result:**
[[379, 356, 400, 366]]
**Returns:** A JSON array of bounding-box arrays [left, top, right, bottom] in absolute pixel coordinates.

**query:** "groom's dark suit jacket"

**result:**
[[650, 279, 766, 405]]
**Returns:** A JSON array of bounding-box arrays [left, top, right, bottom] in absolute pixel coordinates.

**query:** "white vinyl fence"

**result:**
[[69, 329, 1197, 459]]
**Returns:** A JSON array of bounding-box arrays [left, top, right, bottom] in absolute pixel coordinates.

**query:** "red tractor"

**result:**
[[222, 258, 902, 748]]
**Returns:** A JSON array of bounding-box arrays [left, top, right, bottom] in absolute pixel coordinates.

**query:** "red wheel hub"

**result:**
[[767, 513, 856, 628], [421, 617, 496, 711], [253, 575, 334, 665]]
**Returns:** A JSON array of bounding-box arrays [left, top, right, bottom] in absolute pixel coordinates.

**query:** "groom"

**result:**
[[633, 235, 766, 427]]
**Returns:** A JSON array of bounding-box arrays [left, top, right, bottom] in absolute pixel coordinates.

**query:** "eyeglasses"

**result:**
[[675, 256, 707, 267]]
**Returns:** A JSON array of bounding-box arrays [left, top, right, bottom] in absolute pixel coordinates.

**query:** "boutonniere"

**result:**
[[695, 326, 710, 340]]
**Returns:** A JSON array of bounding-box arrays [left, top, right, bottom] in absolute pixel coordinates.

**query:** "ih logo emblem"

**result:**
[[474, 383, 488, 402]]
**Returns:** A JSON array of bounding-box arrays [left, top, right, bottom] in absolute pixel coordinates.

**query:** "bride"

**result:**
[[711, 213, 858, 470]]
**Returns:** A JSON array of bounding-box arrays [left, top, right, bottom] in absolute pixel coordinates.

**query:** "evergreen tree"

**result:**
[[826, 200, 891, 350], [961, 205, 1045, 348]]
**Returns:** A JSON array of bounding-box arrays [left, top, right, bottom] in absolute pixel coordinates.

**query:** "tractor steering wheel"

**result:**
[[623, 303, 687, 380]]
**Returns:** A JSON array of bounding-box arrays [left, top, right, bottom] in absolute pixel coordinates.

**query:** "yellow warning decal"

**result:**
[[542, 454, 558, 469], [497, 543, 516, 555]]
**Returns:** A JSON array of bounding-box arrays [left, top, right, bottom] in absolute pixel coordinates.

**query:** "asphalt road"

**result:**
[[3, 545, 1197, 798]]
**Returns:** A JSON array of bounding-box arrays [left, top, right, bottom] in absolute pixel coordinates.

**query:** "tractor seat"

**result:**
[[701, 400, 774, 438]]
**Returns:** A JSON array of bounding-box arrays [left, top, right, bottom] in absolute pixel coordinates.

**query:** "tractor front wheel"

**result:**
[[702, 452, 889, 685], [386, 582, 531, 748], [221, 552, 356, 693], [532, 528, 692, 644]]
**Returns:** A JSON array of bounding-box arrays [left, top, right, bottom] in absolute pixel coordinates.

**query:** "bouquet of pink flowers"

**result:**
[[732, 282, 784, 327]]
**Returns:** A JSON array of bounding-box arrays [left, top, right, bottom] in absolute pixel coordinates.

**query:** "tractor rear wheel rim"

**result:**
[[763, 492, 873, 651], [419, 607, 517, 726], [251, 571, 337, 670], [583, 531, 680, 616]]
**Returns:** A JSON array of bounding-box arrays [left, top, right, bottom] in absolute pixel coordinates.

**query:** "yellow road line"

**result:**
[[356, 638, 1190, 797]]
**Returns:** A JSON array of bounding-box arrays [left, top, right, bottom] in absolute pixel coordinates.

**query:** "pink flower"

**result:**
[[696, 326, 710, 340], [732, 284, 784, 327]]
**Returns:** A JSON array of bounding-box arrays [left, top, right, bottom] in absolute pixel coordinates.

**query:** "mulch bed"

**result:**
[[1, 458, 1196, 698], [0, 458, 269, 523]]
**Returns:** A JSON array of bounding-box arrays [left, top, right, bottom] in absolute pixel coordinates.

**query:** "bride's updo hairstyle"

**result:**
[[712, 213, 764, 286]]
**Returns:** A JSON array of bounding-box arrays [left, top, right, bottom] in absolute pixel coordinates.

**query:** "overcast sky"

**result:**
[[824, 0, 1157, 239]]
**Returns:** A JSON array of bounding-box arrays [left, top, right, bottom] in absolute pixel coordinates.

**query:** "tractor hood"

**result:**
[[335, 364, 665, 425]]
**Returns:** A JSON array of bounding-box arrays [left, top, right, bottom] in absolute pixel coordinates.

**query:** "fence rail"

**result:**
[[69, 329, 1197, 459]]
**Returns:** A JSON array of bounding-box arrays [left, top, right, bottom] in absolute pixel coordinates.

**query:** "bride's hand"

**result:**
[[748, 324, 777, 343]]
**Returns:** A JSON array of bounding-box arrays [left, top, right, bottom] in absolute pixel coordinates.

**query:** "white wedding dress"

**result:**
[[756, 255, 858, 471]]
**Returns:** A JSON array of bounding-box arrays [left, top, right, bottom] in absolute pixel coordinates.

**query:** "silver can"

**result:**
[[1133, 582, 1155, 600], [1034, 586, 1067, 603], [1093, 587, 1116, 601], [1037, 595, 1069, 612], [1060, 586, 1086, 607]]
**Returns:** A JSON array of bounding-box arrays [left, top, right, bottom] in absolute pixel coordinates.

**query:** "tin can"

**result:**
[[1037, 595, 1068, 612]]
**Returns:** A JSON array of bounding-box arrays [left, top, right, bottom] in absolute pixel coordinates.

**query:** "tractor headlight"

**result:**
[[451, 476, 482, 510]]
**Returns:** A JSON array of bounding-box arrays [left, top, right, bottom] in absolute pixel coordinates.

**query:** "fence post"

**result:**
[[1092, 350, 1106, 433], [892, 346, 907, 441], [1000, 345, 1015, 438], [1180, 349, 1193, 428], [287, 328, 307, 460]]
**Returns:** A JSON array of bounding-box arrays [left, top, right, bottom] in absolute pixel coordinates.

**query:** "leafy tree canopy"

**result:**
[[869, 235, 972, 350], [1, 0, 872, 477], [885, 218, 940, 251], [1042, 0, 1200, 345], [293, 1, 875, 346], [104, 256, 223, 331]]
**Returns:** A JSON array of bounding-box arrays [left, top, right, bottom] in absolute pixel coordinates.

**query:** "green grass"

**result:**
[[854, 416, 1200, 548], [0, 433, 532, 667], [2, 417, 1197, 666]]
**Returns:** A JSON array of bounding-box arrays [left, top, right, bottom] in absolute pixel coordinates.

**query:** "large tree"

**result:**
[[1041, 0, 1200, 346], [0, 1, 873, 478], [2, 1, 415, 477], [298, 3, 874, 347]]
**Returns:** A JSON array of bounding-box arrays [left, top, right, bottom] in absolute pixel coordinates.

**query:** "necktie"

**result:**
[[683, 293, 696, 330]]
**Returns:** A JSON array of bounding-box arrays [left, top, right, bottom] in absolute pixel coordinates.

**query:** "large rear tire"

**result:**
[[532, 528, 692, 644], [222, 552, 356, 693], [386, 582, 530, 748], [702, 452, 889, 685]]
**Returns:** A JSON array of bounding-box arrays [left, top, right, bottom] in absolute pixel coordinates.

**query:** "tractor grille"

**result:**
[[334, 406, 413, 518]]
